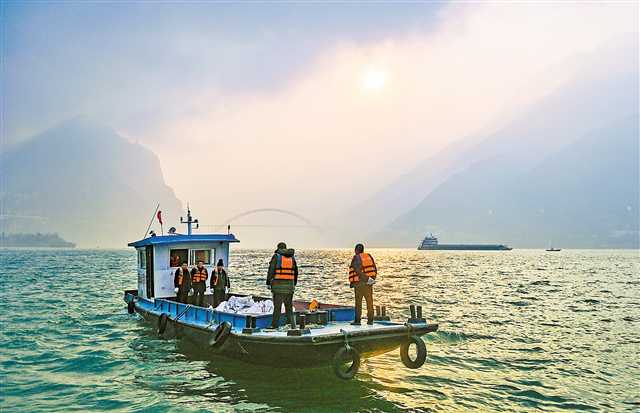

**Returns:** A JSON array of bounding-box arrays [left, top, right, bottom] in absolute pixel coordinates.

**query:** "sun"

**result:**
[[361, 67, 388, 92]]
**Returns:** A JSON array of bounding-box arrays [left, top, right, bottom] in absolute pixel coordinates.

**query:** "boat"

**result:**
[[123, 208, 438, 379], [417, 233, 512, 251], [546, 242, 561, 252]]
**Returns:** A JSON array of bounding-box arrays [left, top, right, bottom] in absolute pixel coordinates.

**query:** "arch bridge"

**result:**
[[202, 208, 319, 230]]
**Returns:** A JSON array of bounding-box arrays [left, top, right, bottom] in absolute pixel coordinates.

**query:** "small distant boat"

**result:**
[[417, 234, 512, 251]]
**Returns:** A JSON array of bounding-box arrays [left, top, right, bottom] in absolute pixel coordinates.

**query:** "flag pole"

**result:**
[[143, 203, 160, 239]]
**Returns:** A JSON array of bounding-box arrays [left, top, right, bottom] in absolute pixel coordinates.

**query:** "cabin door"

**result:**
[[145, 245, 154, 298]]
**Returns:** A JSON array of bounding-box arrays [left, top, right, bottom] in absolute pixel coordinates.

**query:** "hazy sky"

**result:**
[[3, 1, 638, 242]]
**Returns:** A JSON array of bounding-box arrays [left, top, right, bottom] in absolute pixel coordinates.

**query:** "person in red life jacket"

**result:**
[[174, 262, 191, 303], [266, 242, 298, 329], [348, 243, 378, 325], [210, 258, 230, 308], [190, 260, 208, 307]]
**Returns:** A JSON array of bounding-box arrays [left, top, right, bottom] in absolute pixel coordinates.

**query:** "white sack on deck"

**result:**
[[214, 296, 279, 314]]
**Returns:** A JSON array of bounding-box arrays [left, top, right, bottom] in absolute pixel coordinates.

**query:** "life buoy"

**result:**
[[332, 346, 361, 380], [208, 321, 231, 348], [400, 335, 427, 368], [158, 313, 169, 335], [127, 300, 135, 314]]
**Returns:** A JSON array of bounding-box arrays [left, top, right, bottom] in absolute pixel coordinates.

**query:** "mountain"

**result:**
[[343, 38, 638, 248], [0, 118, 183, 247], [0, 233, 76, 248], [381, 114, 639, 248]]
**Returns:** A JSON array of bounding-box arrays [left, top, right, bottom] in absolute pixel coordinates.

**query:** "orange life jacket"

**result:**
[[192, 267, 208, 283], [348, 253, 377, 284], [177, 269, 185, 286], [274, 254, 295, 281]]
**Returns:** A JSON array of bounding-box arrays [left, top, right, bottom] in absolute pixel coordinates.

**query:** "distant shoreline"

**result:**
[[0, 233, 76, 248]]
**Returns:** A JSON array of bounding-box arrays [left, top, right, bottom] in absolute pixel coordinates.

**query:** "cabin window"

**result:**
[[190, 249, 212, 265], [169, 249, 188, 268], [138, 249, 146, 269]]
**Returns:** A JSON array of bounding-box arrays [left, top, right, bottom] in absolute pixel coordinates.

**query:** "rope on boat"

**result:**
[[237, 341, 249, 355], [404, 322, 415, 338], [174, 305, 191, 322], [339, 329, 351, 350]]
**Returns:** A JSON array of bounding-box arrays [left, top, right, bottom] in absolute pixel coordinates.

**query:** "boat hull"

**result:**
[[418, 244, 512, 251], [126, 291, 438, 368]]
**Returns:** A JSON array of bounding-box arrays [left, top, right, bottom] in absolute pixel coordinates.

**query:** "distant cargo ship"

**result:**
[[418, 234, 512, 251]]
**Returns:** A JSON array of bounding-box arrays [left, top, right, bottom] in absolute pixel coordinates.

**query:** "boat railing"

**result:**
[[127, 293, 356, 331]]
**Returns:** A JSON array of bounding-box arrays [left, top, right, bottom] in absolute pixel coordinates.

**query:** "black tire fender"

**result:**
[[333, 346, 361, 380], [400, 335, 427, 369], [208, 321, 231, 348], [127, 300, 135, 314], [158, 313, 169, 335]]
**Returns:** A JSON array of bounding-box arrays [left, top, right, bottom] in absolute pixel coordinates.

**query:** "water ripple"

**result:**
[[1, 248, 638, 412]]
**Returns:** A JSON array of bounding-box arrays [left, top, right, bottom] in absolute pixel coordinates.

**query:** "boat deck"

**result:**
[[250, 320, 399, 337], [125, 291, 435, 340]]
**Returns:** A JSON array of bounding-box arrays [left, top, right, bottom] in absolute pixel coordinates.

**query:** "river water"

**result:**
[[1, 248, 638, 412]]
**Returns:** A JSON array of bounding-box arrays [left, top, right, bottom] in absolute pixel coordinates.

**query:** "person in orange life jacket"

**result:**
[[266, 242, 298, 329], [349, 243, 377, 325], [190, 260, 208, 307], [170, 254, 181, 268], [210, 258, 230, 308], [174, 262, 191, 303]]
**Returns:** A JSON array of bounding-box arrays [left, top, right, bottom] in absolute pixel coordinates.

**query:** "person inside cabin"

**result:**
[[348, 243, 377, 325], [174, 262, 191, 303], [190, 260, 208, 307], [210, 258, 230, 308], [266, 242, 298, 329], [170, 254, 181, 268]]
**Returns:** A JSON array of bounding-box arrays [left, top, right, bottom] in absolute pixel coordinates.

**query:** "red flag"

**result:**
[[157, 210, 163, 225]]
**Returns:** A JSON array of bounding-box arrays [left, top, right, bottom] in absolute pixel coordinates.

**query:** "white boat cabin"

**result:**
[[128, 233, 239, 299]]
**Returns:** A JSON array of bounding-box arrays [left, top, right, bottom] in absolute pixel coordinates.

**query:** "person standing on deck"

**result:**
[[211, 258, 230, 308], [349, 243, 377, 325], [267, 242, 298, 329], [174, 262, 191, 303], [190, 260, 208, 307]]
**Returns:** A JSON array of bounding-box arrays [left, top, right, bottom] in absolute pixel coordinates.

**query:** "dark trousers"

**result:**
[[213, 289, 226, 308], [271, 293, 294, 328], [354, 284, 374, 324], [177, 287, 188, 304], [192, 282, 206, 307]]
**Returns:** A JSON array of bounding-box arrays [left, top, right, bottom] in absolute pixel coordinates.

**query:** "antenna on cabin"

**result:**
[[180, 203, 199, 235], [227, 224, 231, 234]]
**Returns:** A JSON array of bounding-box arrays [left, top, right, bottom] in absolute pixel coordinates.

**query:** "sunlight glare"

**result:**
[[361, 67, 388, 92]]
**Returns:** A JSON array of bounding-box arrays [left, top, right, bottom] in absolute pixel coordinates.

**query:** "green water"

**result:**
[[1, 249, 639, 412]]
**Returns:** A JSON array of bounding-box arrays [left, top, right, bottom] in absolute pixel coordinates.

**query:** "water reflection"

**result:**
[[168, 340, 404, 412]]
